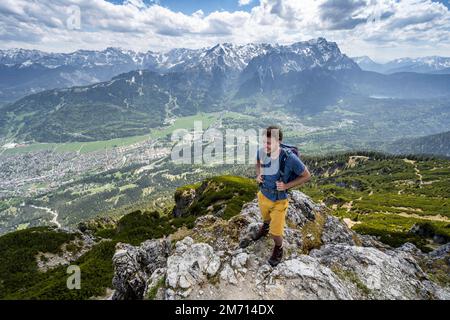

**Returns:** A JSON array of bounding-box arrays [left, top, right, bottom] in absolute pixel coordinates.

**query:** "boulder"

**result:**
[[287, 191, 319, 222], [111, 238, 171, 300], [220, 263, 238, 285], [429, 242, 450, 260], [321, 215, 356, 245], [166, 237, 221, 290]]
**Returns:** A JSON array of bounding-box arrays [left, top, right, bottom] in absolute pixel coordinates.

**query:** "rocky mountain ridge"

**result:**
[[0, 39, 353, 103], [111, 189, 450, 300], [0, 38, 352, 73]]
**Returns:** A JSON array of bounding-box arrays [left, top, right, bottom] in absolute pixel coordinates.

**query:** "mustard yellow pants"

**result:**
[[257, 190, 289, 237]]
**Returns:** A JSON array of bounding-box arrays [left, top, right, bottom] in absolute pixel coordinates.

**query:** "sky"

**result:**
[[106, 0, 260, 15], [1, 0, 450, 62]]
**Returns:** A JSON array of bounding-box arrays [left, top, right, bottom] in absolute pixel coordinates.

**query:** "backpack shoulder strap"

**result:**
[[279, 147, 291, 179]]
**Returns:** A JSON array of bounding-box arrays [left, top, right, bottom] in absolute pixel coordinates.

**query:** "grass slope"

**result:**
[[302, 151, 450, 251]]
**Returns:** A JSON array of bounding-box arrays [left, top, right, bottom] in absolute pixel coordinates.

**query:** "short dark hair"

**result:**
[[264, 125, 283, 141]]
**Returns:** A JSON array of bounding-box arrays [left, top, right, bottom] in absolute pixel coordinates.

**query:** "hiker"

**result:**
[[255, 125, 311, 267]]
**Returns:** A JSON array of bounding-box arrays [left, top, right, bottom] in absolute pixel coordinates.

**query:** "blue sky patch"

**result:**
[[106, 0, 258, 15]]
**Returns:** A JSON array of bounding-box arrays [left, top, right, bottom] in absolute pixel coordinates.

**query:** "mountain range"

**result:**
[[2, 44, 450, 105], [1, 38, 450, 144], [0, 44, 268, 103], [353, 56, 450, 74]]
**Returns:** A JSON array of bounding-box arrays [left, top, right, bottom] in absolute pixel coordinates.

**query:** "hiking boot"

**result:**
[[252, 222, 270, 241], [239, 222, 270, 248], [268, 244, 283, 267]]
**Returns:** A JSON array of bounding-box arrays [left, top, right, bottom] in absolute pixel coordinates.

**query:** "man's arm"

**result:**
[[285, 167, 311, 189], [276, 167, 311, 191], [256, 159, 263, 184]]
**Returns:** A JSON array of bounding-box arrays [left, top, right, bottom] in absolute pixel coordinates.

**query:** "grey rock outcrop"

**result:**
[[220, 263, 238, 285], [35, 232, 96, 272], [321, 215, 356, 246], [166, 237, 221, 291], [268, 255, 355, 299], [310, 243, 445, 299], [288, 191, 321, 222], [172, 188, 196, 217], [112, 238, 171, 299], [429, 242, 450, 260]]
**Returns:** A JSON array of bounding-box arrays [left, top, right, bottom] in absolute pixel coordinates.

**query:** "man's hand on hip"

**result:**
[[256, 175, 264, 184], [276, 181, 287, 191]]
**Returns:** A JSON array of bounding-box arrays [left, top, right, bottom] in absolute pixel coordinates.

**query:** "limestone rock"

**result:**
[[231, 252, 249, 270], [288, 191, 320, 221], [220, 263, 238, 285], [172, 188, 196, 217], [429, 242, 450, 260], [321, 215, 356, 245], [111, 238, 171, 300], [310, 244, 444, 299], [268, 255, 355, 299], [166, 237, 221, 290], [144, 267, 166, 299]]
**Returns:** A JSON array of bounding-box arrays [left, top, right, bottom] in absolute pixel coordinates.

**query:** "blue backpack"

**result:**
[[279, 143, 301, 183]]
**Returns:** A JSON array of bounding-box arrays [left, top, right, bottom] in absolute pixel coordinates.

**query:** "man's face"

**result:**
[[264, 136, 280, 154]]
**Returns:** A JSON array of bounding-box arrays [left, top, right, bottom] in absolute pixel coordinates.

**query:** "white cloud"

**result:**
[[239, 0, 253, 6], [0, 0, 449, 60]]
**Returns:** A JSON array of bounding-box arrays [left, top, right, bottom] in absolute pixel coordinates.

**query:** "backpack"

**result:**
[[279, 143, 301, 183]]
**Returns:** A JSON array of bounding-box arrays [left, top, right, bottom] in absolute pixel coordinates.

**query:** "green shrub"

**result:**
[[185, 175, 257, 220], [0, 227, 76, 299], [7, 240, 117, 300]]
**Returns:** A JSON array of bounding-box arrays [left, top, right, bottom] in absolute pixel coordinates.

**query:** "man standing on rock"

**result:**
[[254, 125, 311, 267]]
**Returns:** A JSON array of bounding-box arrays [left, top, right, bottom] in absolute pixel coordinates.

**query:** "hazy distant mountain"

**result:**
[[353, 55, 450, 74], [1, 70, 181, 142], [384, 57, 450, 74], [351, 56, 384, 72], [384, 131, 450, 157], [0, 63, 108, 103], [2, 38, 450, 143]]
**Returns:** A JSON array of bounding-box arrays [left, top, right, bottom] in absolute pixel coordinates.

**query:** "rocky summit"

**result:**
[[111, 190, 450, 300]]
